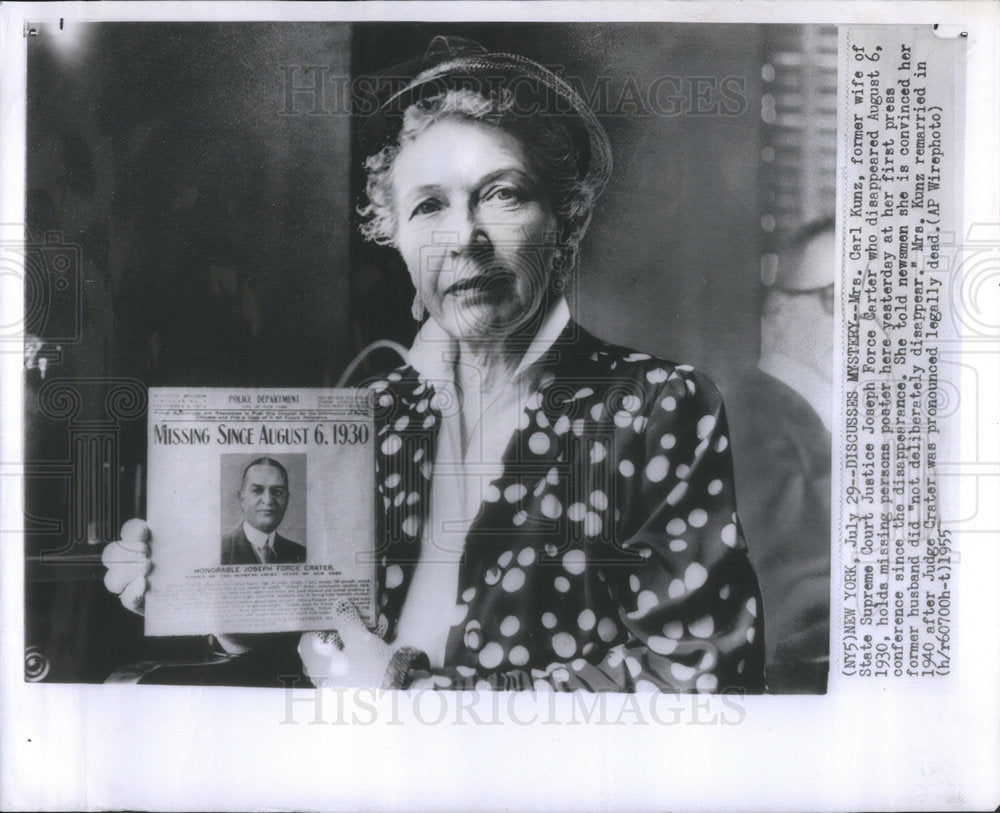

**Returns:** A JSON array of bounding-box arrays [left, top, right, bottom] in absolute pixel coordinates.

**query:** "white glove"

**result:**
[[102, 519, 252, 655], [101, 518, 152, 615], [298, 601, 393, 689]]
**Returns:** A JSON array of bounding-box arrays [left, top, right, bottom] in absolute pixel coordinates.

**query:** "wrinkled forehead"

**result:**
[[242, 464, 288, 489]]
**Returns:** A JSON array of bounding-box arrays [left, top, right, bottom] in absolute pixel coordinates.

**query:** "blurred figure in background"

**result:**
[[728, 216, 834, 693]]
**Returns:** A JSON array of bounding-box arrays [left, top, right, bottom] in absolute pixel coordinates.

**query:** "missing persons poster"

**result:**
[[1, 2, 998, 811], [144, 388, 376, 635]]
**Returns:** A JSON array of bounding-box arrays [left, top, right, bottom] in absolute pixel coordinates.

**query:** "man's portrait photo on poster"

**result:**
[[219, 454, 307, 565]]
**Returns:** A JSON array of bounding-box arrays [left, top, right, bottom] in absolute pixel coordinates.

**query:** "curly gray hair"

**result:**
[[358, 87, 599, 270]]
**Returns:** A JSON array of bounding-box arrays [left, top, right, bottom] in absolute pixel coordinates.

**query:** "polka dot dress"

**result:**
[[368, 324, 765, 693]]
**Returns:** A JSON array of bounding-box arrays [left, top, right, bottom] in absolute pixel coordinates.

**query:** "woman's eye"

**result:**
[[484, 186, 523, 205], [410, 199, 441, 218]]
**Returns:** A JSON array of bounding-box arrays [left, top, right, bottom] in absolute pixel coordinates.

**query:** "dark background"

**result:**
[[23, 22, 822, 682]]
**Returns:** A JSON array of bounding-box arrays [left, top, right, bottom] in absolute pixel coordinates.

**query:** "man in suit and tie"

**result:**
[[221, 457, 306, 564]]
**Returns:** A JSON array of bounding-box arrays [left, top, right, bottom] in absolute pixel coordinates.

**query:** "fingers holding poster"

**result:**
[[144, 388, 376, 636]]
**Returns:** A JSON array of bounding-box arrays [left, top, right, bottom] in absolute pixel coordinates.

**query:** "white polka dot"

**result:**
[[533, 478, 547, 497], [676, 464, 690, 479], [500, 615, 520, 636], [619, 459, 635, 477], [513, 510, 527, 526], [386, 371, 402, 382], [451, 604, 469, 626], [715, 435, 729, 452], [625, 352, 651, 362], [378, 394, 394, 409], [393, 415, 410, 432], [666, 518, 686, 536], [613, 410, 632, 428], [541, 612, 557, 629], [517, 548, 536, 567], [528, 432, 550, 455], [502, 568, 526, 592], [589, 442, 607, 464], [660, 396, 677, 412], [700, 651, 717, 671], [526, 391, 543, 411], [669, 538, 687, 552], [646, 368, 668, 384], [517, 411, 531, 430], [385, 473, 401, 489], [535, 411, 550, 429], [574, 387, 594, 400], [590, 403, 604, 421], [497, 550, 513, 568], [707, 479, 723, 495], [746, 597, 758, 618], [696, 673, 718, 693], [544, 543, 558, 557], [462, 587, 476, 602], [571, 658, 587, 671], [406, 492, 420, 505], [577, 609, 596, 631], [381, 435, 402, 455], [393, 492, 406, 507], [562, 549, 586, 575], [504, 483, 527, 503], [686, 380, 697, 395], [647, 635, 678, 656], [552, 633, 577, 658], [568, 502, 587, 522], [484, 485, 501, 503], [646, 456, 669, 483], [584, 512, 602, 537], [413, 448, 425, 463], [572, 419, 586, 436], [402, 516, 420, 537], [630, 590, 658, 618], [696, 415, 716, 440], [553, 415, 570, 435], [509, 645, 529, 666], [666, 482, 688, 505], [598, 617, 618, 642], [546, 467, 559, 485], [668, 579, 686, 599], [589, 491, 608, 511], [663, 621, 684, 639], [554, 576, 570, 593], [721, 524, 738, 547], [484, 567, 501, 586], [684, 562, 709, 590], [370, 380, 389, 392], [625, 656, 642, 678], [719, 584, 731, 599], [385, 565, 403, 589], [479, 642, 504, 669], [422, 415, 435, 429], [746, 626, 756, 643], [689, 616, 715, 638], [541, 494, 562, 519], [633, 416, 647, 433], [456, 665, 476, 677], [688, 508, 708, 528], [671, 662, 696, 681], [630, 575, 643, 593], [660, 433, 676, 449], [622, 394, 641, 413]]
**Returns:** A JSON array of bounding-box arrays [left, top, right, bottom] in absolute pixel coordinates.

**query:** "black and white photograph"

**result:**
[[2, 3, 998, 811], [220, 454, 307, 565]]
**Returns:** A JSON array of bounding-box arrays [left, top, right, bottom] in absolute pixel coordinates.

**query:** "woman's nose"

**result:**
[[444, 205, 489, 255]]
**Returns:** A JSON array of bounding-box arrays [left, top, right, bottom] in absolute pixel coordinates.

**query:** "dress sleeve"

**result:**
[[394, 367, 765, 693]]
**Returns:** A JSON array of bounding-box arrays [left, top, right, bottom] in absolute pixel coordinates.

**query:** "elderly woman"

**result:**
[[107, 36, 764, 693]]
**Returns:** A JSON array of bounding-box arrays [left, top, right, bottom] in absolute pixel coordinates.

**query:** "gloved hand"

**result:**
[[102, 519, 252, 654], [101, 518, 152, 615], [298, 601, 394, 689]]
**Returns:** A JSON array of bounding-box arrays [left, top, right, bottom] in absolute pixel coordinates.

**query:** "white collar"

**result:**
[[407, 297, 571, 384], [242, 522, 273, 549]]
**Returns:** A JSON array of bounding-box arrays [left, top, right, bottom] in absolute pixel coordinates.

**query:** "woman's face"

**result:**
[[391, 117, 559, 344]]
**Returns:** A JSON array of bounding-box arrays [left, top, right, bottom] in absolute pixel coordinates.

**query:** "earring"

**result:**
[[411, 290, 427, 322]]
